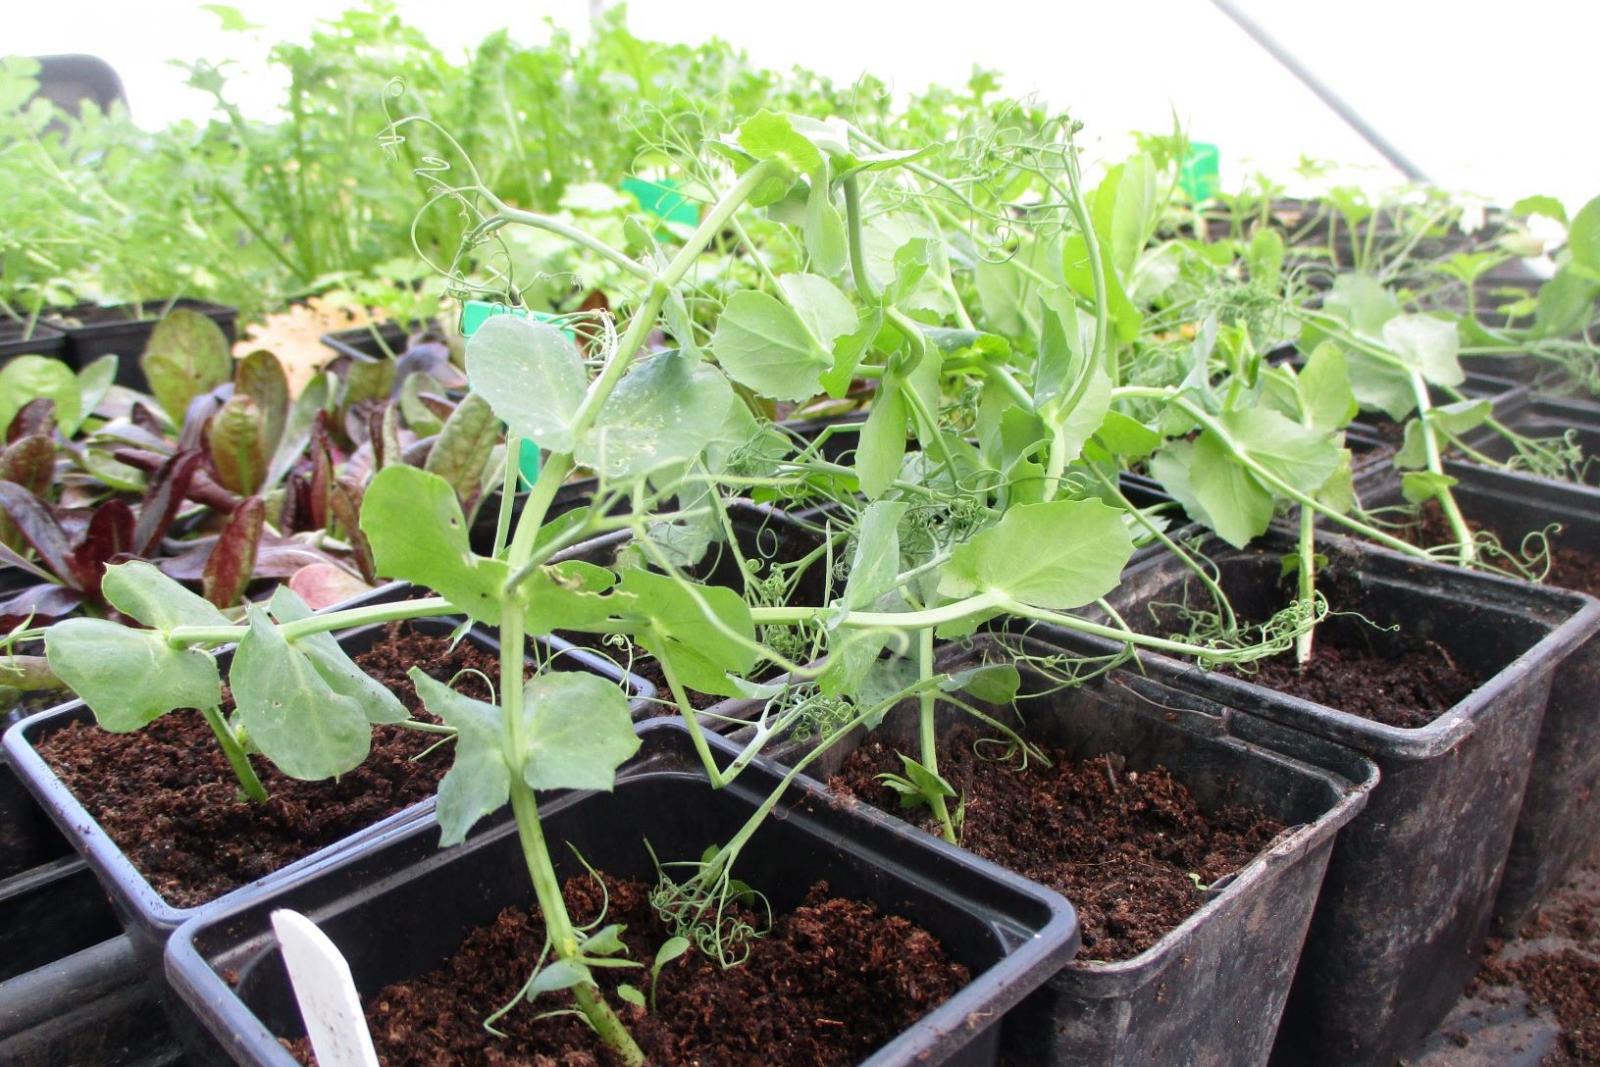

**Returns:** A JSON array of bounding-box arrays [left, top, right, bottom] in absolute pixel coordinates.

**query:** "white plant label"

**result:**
[[272, 909, 380, 1067]]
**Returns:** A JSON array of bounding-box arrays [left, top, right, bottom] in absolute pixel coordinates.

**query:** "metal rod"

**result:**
[[1208, 0, 1431, 183]]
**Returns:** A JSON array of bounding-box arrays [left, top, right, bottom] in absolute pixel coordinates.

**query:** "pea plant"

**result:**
[[37, 107, 1354, 1061]]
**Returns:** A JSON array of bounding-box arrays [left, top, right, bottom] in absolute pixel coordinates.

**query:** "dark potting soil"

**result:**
[[35, 622, 509, 907], [830, 725, 1284, 961], [1218, 633, 1481, 730], [288, 874, 969, 1067], [1386, 499, 1600, 600]]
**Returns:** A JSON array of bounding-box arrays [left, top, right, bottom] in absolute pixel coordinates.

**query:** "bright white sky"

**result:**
[[9, 0, 1598, 215]]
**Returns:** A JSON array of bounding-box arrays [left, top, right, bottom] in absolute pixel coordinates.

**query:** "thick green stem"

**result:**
[[200, 704, 268, 804], [918, 626, 956, 843], [1409, 370, 1477, 565], [166, 596, 455, 648], [1295, 503, 1316, 666]]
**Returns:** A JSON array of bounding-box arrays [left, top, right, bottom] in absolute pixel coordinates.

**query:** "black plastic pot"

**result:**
[[750, 632, 1375, 1066], [1352, 459, 1600, 932], [0, 935, 184, 1067], [319, 321, 413, 363], [46, 299, 237, 389], [164, 720, 1080, 1067], [1102, 531, 1600, 1066], [1, 613, 642, 972], [0, 320, 68, 364]]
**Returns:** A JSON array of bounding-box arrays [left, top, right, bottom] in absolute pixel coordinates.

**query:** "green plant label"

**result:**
[[1180, 142, 1221, 203]]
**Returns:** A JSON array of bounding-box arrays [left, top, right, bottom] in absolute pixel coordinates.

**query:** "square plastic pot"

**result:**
[[1102, 531, 1600, 1067], [1456, 391, 1600, 491], [745, 632, 1374, 1067], [46, 299, 237, 389], [1352, 459, 1600, 931], [1, 614, 640, 970], [0, 935, 183, 1067], [0, 321, 68, 364], [163, 720, 1080, 1067]]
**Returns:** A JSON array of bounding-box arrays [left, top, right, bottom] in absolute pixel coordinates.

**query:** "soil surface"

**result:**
[[1386, 499, 1600, 599], [1412, 859, 1600, 1065], [289, 875, 969, 1067], [831, 725, 1284, 961], [36, 621, 512, 907], [1218, 632, 1481, 730]]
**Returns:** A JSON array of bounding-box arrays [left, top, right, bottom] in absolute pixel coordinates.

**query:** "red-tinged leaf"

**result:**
[[0, 481, 79, 588], [133, 450, 204, 556], [0, 582, 83, 628], [424, 392, 498, 515], [309, 416, 333, 532], [203, 496, 265, 608], [131, 402, 166, 436], [71, 499, 136, 597], [328, 477, 376, 583], [279, 472, 309, 534], [2, 435, 55, 496], [287, 562, 372, 611], [208, 394, 266, 494], [234, 350, 289, 455], [0, 539, 55, 581], [8, 398, 57, 443], [380, 401, 401, 470], [0, 435, 55, 552], [417, 393, 455, 423]]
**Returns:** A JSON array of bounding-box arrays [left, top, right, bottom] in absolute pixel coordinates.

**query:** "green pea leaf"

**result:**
[[843, 500, 908, 610], [361, 465, 508, 625], [409, 667, 508, 846], [580, 351, 740, 478], [1568, 195, 1600, 277], [140, 309, 231, 421], [1401, 470, 1459, 506], [1381, 315, 1463, 388], [1297, 343, 1359, 433], [778, 273, 855, 353], [45, 618, 222, 732], [737, 109, 824, 175], [521, 559, 635, 636], [941, 663, 1021, 704], [617, 984, 646, 1008], [519, 671, 640, 792], [622, 569, 757, 696], [466, 315, 587, 453], [529, 958, 593, 998], [101, 559, 230, 630], [939, 499, 1133, 610], [269, 587, 407, 725], [805, 178, 848, 277], [711, 290, 829, 403], [230, 606, 370, 780]]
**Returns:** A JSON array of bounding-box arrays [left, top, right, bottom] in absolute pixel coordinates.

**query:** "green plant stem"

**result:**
[[918, 625, 956, 843], [482, 160, 782, 1064], [1409, 370, 1477, 565], [502, 607, 643, 1065], [200, 704, 268, 804], [165, 596, 455, 648], [1296, 503, 1316, 666]]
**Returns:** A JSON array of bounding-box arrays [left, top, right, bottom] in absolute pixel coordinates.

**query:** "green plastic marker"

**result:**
[[460, 299, 576, 489], [621, 176, 700, 228], [1180, 142, 1221, 203]]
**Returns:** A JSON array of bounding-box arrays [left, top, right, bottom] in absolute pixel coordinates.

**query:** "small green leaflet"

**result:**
[[101, 560, 230, 630], [361, 465, 508, 625], [622, 569, 757, 697], [466, 316, 587, 452], [45, 618, 222, 732], [710, 290, 829, 402], [579, 351, 741, 478], [518, 672, 640, 792], [856, 386, 907, 500], [409, 668, 509, 846], [230, 607, 371, 780]]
